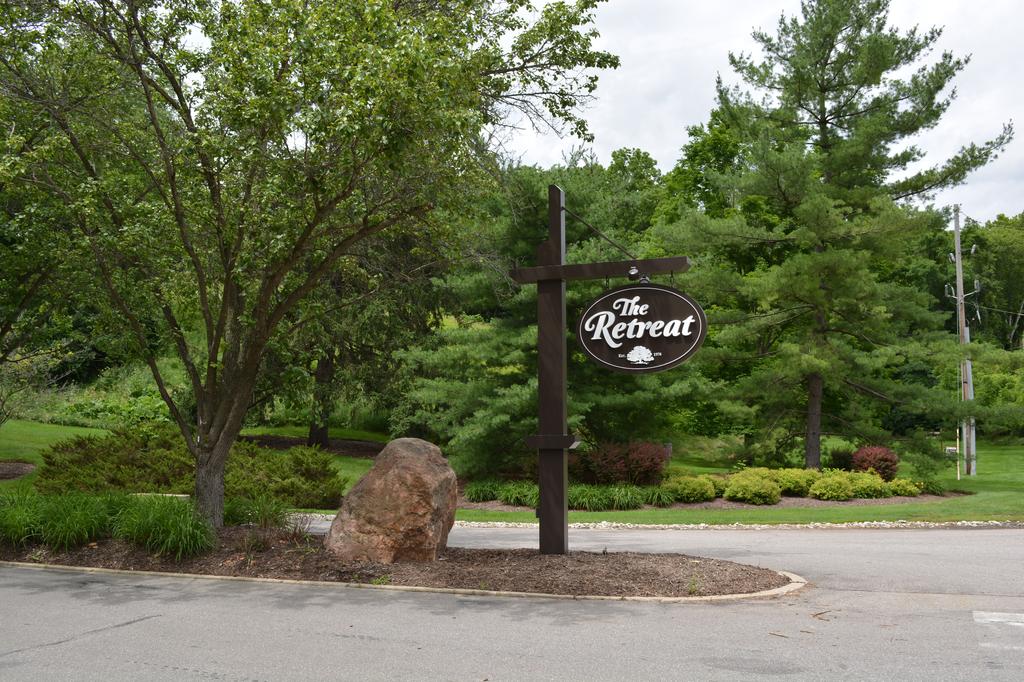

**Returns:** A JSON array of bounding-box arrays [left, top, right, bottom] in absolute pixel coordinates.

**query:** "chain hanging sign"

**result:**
[[577, 284, 707, 373]]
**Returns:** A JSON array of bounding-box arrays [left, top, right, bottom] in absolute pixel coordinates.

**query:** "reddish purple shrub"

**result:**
[[569, 442, 670, 485], [852, 446, 899, 482]]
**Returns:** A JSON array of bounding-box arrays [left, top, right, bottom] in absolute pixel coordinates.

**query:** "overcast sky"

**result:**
[[510, 0, 1022, 223]]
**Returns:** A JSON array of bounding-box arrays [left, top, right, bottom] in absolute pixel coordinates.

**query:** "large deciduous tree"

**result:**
[[0, 0, 617, 523], [654, 0, 1011, 467]]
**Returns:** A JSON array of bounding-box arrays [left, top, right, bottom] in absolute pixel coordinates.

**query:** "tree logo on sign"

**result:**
[[626, 346, 655, 365]]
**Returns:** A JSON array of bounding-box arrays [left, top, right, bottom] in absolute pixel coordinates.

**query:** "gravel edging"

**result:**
[[0, 561, 807, 603], [452, 519, 1024, 531]]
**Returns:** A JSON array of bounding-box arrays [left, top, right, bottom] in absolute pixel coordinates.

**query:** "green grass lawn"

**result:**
[[0, 419, 107, 489], [240, 425, 388, 442]]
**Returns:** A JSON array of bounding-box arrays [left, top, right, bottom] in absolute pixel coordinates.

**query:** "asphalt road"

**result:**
[[1, 527, 1022, 681]]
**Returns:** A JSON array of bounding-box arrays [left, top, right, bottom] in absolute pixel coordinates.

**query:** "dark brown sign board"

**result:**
[[578, 283, 707, 373], [510, 185, 700, 555]]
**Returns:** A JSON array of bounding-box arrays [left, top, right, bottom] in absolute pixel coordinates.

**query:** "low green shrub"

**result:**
[[463, 480, 502, 503], [568, 484, 614, 511], [702, 475, 728, 498], [641, 486, 677, 507], [889, 478, 921, 497], [113, 496, 215, 560], [774, 468, 821, 497], [849, 472, 892, 499], [666, 476, 716, 503], [809, 473, 854, 501], [852, 446, 899, 482], [608, 485, 645, 510], [915, 478, 945, 495], [36, 426, 348, 509], [497, 481, 539, 508], [723, 474, 781, 505], [38, 494, 112, 550]]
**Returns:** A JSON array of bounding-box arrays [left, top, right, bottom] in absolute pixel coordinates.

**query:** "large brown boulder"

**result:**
[[325, 438, 457, 563]]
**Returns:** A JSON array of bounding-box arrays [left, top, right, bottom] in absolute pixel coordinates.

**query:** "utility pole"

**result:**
[[952, 206, 977, 475]]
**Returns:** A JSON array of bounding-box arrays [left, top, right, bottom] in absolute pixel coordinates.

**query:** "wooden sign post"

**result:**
[[512, 185, 692, 554]]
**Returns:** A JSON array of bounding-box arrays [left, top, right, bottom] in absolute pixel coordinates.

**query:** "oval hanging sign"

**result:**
[[576, 284, 707, 373]]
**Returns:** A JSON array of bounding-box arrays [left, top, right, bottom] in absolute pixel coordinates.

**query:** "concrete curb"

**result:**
[[0, 560, 807, 604]]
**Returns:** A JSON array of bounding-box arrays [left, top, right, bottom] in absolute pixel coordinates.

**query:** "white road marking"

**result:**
[[974, 612, 1024, 652]]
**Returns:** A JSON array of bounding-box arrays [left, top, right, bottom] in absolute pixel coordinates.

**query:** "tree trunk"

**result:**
[[307, 353, 335, 448], [194, 447, 228, 527], [805, 372, 823, 469]]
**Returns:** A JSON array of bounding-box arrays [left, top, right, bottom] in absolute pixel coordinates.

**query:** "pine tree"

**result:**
[[655, 0, 1012, 467]]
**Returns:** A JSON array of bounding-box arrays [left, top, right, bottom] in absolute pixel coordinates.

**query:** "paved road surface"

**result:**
[[1, 527, 1022, 681]]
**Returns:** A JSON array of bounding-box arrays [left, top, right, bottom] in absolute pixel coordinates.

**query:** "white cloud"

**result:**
[[511, 0, 1022, 222]]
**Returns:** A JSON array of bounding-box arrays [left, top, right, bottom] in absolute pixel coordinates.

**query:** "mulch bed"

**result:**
[[0, 461, 35, 480], [0, 527, 789, 598], [239, 435, 383, 458]]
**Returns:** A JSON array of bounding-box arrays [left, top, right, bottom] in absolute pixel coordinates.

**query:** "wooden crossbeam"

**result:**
[[511, 256, 690, 284]]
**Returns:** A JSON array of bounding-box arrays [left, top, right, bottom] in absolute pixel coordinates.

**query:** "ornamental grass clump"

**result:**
[[463, 480, 502, 503], [809, 472, 854, 501], [497, 481, 539, 508], [723, 473, 781, 505], [38, 494, 112, 550], [114, 495, 215, 561], [666, 476, 716, 503], [641, 486, 677, 507], [223, 494, 290, 529], [888, 478, 922, 497], [0, 489, 42, 547], [568, 484, 614, 511], [608, 485, 645, 510]]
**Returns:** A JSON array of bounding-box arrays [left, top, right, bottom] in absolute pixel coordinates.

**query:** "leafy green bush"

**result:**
[[113, 496, 215, 560], [666, 476, 716, 503], [36, 426, 348, 509], [463, 480, 502, 503], [38, 494, 112, 550], [809, 473, 854, 501], [774, 468, 821, 497], [849, 472, 892, 499], [889, 478, 921, 496], [724, 474, 781, 505], [852, 446, 899, 481], [569, 442, 670, 485], [568, 484, 614, 511], [0, 489, 42, 546], [497, 481, 539, 508], [641, 486, 677, 507]]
